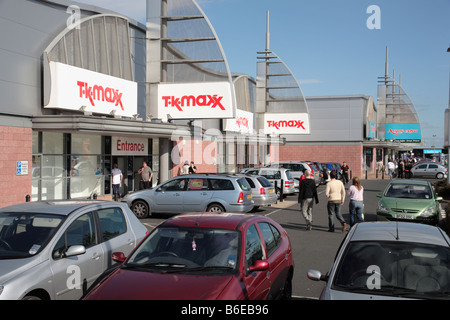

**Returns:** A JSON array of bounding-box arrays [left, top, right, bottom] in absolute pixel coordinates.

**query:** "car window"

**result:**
[[417, 164, 427, 169], [237, 178, 251, 191], [245, 224, 265, 267], [187, 178, 208, 191], [285, 170, 293, 180], [210, 179, 234, 190], [159, 178, 186, 192], [52, 212, 96, 260], [385, 183, 431, 199], [245, 177, 256, 188], [332, 241, 450, 295], [260, 169, 280, 180], [429, 164, 438, 169], [258, 222, 282, 257], [0, 213, 63, 259], [247, 170, 260, 175], [257, 177, 272, 188], [97, 207, 127, 241]]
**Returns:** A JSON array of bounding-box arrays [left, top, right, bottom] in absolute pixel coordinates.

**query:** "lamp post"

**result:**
[[447, 47, 450, 183]]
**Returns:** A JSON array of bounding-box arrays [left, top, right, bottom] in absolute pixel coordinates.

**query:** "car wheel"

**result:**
[[436, 172, 444, 179], [131, 200, 150, 219], [281, 273, 293, 300], [206, 203, 225, 213]]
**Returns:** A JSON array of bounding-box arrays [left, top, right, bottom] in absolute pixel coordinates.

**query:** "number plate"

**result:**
[[395, 214, 415, 220]]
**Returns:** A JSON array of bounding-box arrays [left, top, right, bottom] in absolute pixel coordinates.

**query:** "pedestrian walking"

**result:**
[[298, 170, 319, 231], [387, 159, 395, 179], [111, 163, 123, 200], [325, 170, 347, 232], [347, 176, 364, 227], [398, 160, 404, 179], [377, 159, 384, 178], [138, 161, 153, 190], [341, 161, 350, 184]]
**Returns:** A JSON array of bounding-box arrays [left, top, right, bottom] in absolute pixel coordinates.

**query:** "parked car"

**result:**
[[236, 174, 277, 209], [307, 222, 450, 300], [0, 200, 147, 300], [376, 180, 443, 225], [241, 167, 295, 198], [411, 162, 448, 179], [123, 174, 254, 218], [84, 212, 294, 300], [266, 161, 320, 187]]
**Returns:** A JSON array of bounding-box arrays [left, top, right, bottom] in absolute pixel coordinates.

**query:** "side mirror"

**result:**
[[249, 260, 269, 272], [376, 193, 383, 198], [436, 196, 443, 202], [307, 269, 328, 282], [64, 245, 86, 258], [112, 252, 126, 263]]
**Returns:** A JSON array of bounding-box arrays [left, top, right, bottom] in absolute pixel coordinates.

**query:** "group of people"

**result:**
[[378, 158, 415, 180], [180, 161, 197, 175], [298, 162, 364, 232], [111, 161, 154, 200]]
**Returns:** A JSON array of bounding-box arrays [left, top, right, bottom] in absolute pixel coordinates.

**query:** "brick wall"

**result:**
[[273, 144, 364, 177], [0, 126, 32, 208]]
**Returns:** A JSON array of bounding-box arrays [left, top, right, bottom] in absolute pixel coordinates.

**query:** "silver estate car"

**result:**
[[0, 201, 147, 300], [123, 174, 254, 218], [307, 222, 450, 300], [242, 167, 295, 199], [236, 174, 277, 209]]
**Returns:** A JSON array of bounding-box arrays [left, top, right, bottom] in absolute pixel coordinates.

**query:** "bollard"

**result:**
[[25, 194, 30, 202], [280, 179, 284, 202]]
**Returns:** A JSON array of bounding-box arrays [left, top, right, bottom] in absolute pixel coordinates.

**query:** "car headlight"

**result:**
[[377, 202, 389, 214], [420, 206, 436, 217]]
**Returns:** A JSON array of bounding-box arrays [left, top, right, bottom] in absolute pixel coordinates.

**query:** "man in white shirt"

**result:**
[[111, 163, 123, 200]]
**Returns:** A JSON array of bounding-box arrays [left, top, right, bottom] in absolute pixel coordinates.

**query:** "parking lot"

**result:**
[[138, 178, 408, 299]]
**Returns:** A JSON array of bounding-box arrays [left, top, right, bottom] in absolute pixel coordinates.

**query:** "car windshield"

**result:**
[[124, 227, 240, 274], [0, 213, 64, 259], [385, 183, 432, 199], [332, 241, 450, 299]]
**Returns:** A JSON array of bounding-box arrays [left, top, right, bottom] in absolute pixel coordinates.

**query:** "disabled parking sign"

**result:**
[[16, 161, 29, 176]]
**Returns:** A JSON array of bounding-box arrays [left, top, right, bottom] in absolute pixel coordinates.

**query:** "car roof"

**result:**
[[387, 179, 430, 186], [0, 200, 114, 216], [350, 222, 449, 247], [160, 212, 264, 230]]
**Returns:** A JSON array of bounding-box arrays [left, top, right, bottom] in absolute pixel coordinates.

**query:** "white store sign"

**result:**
[[264, 113, 310, 135], [112, 137, 148, 156], [45, 62, 138, 117], [223, 109, 254, 134], [158, 82, 235, 121]]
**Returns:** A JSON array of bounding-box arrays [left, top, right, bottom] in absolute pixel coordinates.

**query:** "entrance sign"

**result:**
[[264, 113, 310, 135], [157, 82, 235, 120], [45, 62, 138, 117], [112, 137, 148, 156]]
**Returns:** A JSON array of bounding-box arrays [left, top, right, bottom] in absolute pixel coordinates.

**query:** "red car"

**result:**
[[84, 213, 294, 300]]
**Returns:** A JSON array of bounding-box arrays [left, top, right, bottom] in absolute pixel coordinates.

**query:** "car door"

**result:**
[[257, 222, 288, 299], [242, 224, 271, 300], [414, 164, 428, 177], [182, 178, 213, 212], [153, 178, 187, 213], [50, 212, 105, 300], [427, 164, 439, 178], [96, 207, 136, 267]]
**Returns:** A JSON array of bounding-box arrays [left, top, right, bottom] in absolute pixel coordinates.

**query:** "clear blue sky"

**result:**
[[76, 0, 450, 148]]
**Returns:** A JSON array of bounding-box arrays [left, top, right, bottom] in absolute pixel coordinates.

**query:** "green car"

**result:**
[[376, 180, 443, 225]]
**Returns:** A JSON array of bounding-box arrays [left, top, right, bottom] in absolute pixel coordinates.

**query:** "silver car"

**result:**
[[307, 222, 450, 300], [237, 174, 277, 209], [242, 167, 295, 198], [411, 162, 448, 179], [123, 174, 254, 218], [0, 201, 147, 300]]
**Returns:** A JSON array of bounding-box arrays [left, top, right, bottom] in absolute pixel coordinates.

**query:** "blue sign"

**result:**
[[367, 120, 376, 138], [385, 124, 421, 143], [423, 149, 442, 154]]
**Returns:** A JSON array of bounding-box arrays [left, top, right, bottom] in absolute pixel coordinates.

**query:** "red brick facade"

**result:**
[[0, 126, 32, 207], [273, 144, 364, 177]]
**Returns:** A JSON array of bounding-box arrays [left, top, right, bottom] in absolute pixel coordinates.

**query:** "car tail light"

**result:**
[[260, 187, 265, 195], [238, 191, 244, 203], [285, 181, 291, 188]]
